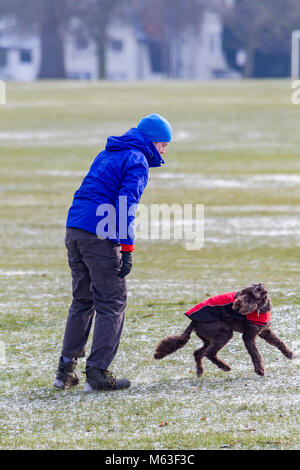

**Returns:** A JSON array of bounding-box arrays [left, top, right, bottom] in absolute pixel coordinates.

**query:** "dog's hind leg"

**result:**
[[259, 328, 295, 359], [193, 337, 211, 377], [242, 330, 265, 376], [204, 329, 233, 372]]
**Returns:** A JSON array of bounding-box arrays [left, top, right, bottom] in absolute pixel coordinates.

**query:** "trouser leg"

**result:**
[[78, 238, 127, 370], [61, 231, 95, 359], [86, 267, 127, 369]]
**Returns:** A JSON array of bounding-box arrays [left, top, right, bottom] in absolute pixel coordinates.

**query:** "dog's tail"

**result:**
[[153, 322, 194, 360]]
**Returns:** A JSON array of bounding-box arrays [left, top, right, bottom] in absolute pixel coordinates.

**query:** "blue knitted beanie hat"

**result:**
[[137, 113, 172, 142]]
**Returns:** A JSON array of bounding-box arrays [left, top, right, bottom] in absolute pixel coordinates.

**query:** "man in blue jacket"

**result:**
[[53, 113, 172, 392]]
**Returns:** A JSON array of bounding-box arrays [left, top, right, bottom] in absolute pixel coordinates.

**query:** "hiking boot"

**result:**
[[83, 367, 130, 392], [53, 356, 80, 390]]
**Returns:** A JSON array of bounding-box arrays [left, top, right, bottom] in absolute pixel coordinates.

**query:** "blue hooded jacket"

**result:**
[[66, 128, 164, 250]]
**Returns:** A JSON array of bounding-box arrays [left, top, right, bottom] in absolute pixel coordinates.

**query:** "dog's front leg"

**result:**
[[242, 330, 265, 376], [259, 328, 295, 359]]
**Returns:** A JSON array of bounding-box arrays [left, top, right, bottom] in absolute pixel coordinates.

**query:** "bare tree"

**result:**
[[0, 0, 72, 78], [223, 0, 300, 77], [38, 0, 68, 78], [73, 0, 128, 79]]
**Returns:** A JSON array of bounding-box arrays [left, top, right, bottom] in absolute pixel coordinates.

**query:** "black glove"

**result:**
[[118, 251, 133, 278]]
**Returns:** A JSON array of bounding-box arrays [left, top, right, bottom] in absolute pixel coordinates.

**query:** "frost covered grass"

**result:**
[[0, 80, 299, 450]]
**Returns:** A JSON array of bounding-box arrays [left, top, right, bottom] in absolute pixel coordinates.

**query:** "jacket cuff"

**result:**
[[120, 244, 135, 252]]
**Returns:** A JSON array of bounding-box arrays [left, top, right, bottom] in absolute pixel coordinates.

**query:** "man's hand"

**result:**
[[118, 251, 133, 278]]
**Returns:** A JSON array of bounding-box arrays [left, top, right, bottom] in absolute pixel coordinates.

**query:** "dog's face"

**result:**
[[233, 283, 272, 315]]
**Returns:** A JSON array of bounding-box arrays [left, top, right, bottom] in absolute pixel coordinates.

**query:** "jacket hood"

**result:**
[[105, 127, 165, 168]]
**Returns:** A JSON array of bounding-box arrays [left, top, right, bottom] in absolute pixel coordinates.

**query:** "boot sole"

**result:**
[[83, 382, 114, 392]]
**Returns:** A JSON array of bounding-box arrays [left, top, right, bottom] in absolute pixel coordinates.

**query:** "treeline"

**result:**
[[0, 0, 299, 79]]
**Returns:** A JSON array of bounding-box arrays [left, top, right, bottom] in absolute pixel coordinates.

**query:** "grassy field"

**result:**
[[0, 80, 299, 450]]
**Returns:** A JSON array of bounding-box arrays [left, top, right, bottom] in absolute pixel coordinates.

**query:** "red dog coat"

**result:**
[[185, 291, 271, 325]]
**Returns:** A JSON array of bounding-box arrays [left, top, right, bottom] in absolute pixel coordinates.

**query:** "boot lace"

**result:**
[[103, 370, 117, 389]]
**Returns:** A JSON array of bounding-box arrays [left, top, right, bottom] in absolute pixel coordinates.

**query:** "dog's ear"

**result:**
[[232, 297, 240, 311], [233, 294, 258, 315]]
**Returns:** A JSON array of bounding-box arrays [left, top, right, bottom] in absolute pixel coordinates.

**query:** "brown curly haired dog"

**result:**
[[154, 283, 295, 377]]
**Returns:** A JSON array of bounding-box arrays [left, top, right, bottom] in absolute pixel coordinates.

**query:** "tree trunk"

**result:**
[[97, 33, 107, 80], [244, 45, 256, 78], [161, 31, 171, 77], [38, 0, 66, 79]]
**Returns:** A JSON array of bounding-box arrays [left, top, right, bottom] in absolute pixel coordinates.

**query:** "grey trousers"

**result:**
[[61, 228, 127, 370]]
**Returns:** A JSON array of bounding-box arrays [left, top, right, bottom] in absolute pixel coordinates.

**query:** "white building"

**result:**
[[0, 11, 237, 82], [0, 30, 40, 81], [168, 10, 235, 79]]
